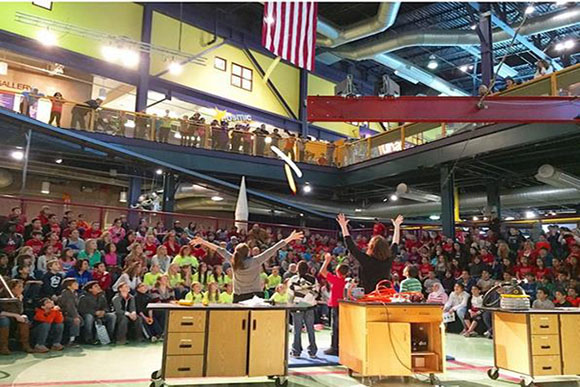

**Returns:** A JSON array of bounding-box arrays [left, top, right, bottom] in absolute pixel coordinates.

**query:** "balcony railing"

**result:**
[[1, 64, 577, 168]]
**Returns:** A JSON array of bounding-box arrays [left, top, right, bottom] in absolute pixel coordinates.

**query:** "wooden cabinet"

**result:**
[[248, 310, 286, 377], [339, 302, 444, 377], [206, 310, 249, 377], [491, 310, 580, 379]]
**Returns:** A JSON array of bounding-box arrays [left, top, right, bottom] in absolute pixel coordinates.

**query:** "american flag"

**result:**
[[262, 2, 318, 71]]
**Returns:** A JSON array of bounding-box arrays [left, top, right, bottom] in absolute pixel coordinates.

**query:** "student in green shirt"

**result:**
[[143, 263, 162, 288], [78, 239, 102, 267], [167, 263, 183, 287], [269, 283, 289, 304], [219, 283, 234, 304], [400, 265, 423, 293], [267, 266, 282, 291], [172, 246, 199, 270], [184, 282, 203, 303], [209, 265, 227, 288], [192, 262, 210, 290], [203, 282, 220, 304]]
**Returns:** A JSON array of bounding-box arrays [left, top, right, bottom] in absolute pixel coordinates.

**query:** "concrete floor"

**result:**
[[1, 330, 579, 387]]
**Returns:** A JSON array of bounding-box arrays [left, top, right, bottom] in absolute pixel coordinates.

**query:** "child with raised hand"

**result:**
[[269, 283, 289, 304], [203, 282, 220, 304], [319, 252, 349, 356], [219, 282, 234, 304], [184, 282, 204, 304]]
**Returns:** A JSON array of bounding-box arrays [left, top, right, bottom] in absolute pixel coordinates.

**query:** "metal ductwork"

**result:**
[[333, 6, 580, 59], [317, 2, 401, 48], [0, 169, 14, 189], [535, 164, 580, 190], [266, 186, 580, 219], [396, 183, 441, 203]]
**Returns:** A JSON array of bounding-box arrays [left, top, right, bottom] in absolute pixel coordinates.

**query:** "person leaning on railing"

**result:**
[[70, 98, 103, 130]]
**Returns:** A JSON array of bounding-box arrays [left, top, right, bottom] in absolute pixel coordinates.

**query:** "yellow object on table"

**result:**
[[339, 301, 444, 379]]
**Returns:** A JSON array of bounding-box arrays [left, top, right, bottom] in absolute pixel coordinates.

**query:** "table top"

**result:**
[[148, 302, 313, 311], [483, 307, 580, 314], [339, 300, 443, 308]]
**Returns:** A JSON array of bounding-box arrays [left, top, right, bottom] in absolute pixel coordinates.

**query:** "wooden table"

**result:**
[[148, 303, 309, 387], [339, 301, 444, 384], [484, 308, 580, 387]]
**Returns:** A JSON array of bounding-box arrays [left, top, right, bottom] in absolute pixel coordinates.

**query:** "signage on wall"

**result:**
[[212, 107, 252, 122], [0, 78, 33, 91]]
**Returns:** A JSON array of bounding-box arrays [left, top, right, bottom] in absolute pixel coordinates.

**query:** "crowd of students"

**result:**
[[0, 205, 579, 356]]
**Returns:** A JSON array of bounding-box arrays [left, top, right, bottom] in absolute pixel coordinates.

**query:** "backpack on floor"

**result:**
[[95, 319, 110, 345]]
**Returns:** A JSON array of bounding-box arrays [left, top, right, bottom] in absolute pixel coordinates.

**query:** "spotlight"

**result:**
[[37, 29, 57, 46], [525, 5, 535, 15], [101, 45, 121, 62], [155, 169, 163, 175], [472, 216, 479, 221], [459, 65, 469, 73], [525, 210, 536, 219], [389, 194, 398, 201], [168, 61, 183, 75], [211, 195, 224, 202], [303, 184, 312, 193], [427, 56, 438, 70], [120, 49, 140, 68], [55, 158, 62, 164], [11, 150, 24, 160]]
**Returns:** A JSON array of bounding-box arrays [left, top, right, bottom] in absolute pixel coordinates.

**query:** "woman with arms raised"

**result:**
[[192, 230, 304, 302], [336, 213, 403, 293]]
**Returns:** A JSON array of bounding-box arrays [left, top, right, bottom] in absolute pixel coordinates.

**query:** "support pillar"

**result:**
[[440, 165, 455, 238], [135, 4, 153, 112], [162, 173, 177, 213], [299, 68, 309, 137], [127, 175, 142, 228], [478, 3, 493, 87], [486, 183, 501, 220]]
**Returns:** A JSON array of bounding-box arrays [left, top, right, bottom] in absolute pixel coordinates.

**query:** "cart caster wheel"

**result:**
[[151, 370, 162, 381], [347, 368, 354, 377], [274, 376, 288, 387], [519, 378, 535, 387], [429, 373, 440, 385], [487, 368, 499, 380]]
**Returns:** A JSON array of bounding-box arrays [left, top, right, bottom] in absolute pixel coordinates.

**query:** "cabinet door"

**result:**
[[248, 310, 287, 377], [206, 310, 249, 377], [366, 322, 412, 376], [560, 314, 580, 375]]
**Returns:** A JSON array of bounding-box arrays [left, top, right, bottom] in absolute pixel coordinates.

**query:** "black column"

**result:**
[[299, 68, 309, 137], [440, 165, 455, 238], [478, 3, 494, 87], [486, 183, 501, 220], [162, 172, 177, 213], [135, 4, 153, 112]]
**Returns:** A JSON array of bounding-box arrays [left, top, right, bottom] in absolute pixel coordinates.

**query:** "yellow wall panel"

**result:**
[[0, 2, 142, 60]]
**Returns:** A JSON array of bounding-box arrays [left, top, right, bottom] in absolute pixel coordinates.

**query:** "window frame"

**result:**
[[214, 56, 227, 72], [231, 62, 253, 92]]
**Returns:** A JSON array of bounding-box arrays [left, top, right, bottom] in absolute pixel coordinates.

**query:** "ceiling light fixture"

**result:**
[[525, 5, 535, 15], [505, 216, 515, 221], [429, 214, 440, 220], [427, 55, 438, 70], [37, 29, 57, 46], [11, 150, 24, 161], [354, 208, 363, 213], [472, 216, 479, 221], [119, 191, 127, 203], [121, 49, 140, 68], [211, 195, 224, 202], [101, 45, 121, 62], [389, 194, 398, 201], [303, 184, 312, 193], [168, 61, 183, 75], [459, 65, 469, 72], [155, 169, 163, 175], [55, 158, 62, 164], [41, 181, 50, 194], [525, 210, 536, 219]]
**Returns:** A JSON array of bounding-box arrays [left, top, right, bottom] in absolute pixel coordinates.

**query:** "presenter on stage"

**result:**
[[336, 213, 403, 293], [192, 230, 304, 302]]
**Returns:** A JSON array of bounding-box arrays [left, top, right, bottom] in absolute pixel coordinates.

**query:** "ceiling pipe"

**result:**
[[317, 2, 401, 48], [535, 164, 580, 190], [333, 6, 580, 60]]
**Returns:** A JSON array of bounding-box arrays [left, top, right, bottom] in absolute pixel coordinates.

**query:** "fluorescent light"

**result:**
[[303, 185, 312, 193], [393, 70, 419, 84], [505, 216, 515, 221], [564, 39, 575, 50], [37, 29, 57, 46], [41, 181, 50, 194], [429, 215, 440, 220], [121, 49, 140, 68], [168, 61, 183, 75], [55, 158, 62, 164], [525, 211, 536, 219], [211, 195, 224, 202], [389, 194, 398, 201], [11, 150, 24, 160], [472, 216, 479, 221], [119, 191, 127, 203], [101, 45, 121, 62], [32, 0, 52, 10], [354, 208, 363, 213], [427, 60, 438, 70], [156, 169, 163, 175], [525, 5, 535, 15]]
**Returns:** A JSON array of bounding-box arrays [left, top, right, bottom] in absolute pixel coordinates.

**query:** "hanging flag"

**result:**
[[234, 176, 249, 233], [262, 1, 318, 71]]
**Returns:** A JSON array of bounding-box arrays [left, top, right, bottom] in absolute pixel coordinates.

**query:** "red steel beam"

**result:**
[[307, 96, 580, 123]]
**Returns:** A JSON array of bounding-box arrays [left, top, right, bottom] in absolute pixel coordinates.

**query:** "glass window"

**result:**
[[231, 63, 253, 92], [214, 57, 227, 71]]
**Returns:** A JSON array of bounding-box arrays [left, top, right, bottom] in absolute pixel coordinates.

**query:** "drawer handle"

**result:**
[[253, 319, 256, 331], [539, 325, 549, 328], [542, 366, 552, 370], [242, 319, 246, 331], [177, 367, 191, 372], [180, 322, 194, 326], [179, 344, 192, 348], [540, 345, 550, 349]]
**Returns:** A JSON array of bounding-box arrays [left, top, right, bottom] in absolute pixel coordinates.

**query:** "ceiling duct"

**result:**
[[396, 183, 441, 203], [535, 164, 580, 190], [317, 2, 401, 48]]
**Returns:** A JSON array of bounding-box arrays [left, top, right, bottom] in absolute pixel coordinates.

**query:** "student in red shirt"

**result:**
[[38, 206, 51, 226], [515, 256, 534, 280], [319, 252, 349, 356], [25, 231, 45, 256], [533, 258, 552, 280], [418, 257, 433, 281], [566, 287, 580, 307], [33, 297, 64, 353], [92, 262, 112, 299]]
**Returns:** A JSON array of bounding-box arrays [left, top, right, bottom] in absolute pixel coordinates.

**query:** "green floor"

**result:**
[[1, 331, 579, 387]]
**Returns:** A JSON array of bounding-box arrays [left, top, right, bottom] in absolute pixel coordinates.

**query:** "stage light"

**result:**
[[101, 45, 121, 62], [37, 29, 57, 46], [389, 194, 398, 201], [11, 150, 24, 160], [303, 184, 312, 193], [211, 195, 224, 202], [55, 158, 62, 164], [525, 5, 535, 15], [168, 61, 183, 75], [472, 216, 479, 221], [525, 210, 536, 219], [121, 49, 140, 68], [156, 169, 163, 175]]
